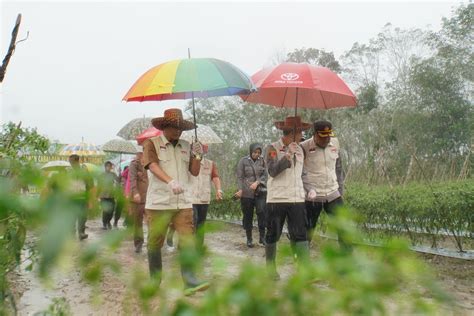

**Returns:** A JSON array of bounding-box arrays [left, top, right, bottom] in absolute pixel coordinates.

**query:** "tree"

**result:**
[[286, 47, 342, 72], [0, 14, 23, 83], [0, 122, 50, 160]]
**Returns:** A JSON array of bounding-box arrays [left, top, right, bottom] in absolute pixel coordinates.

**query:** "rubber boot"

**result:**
[[307, 229, 313, 244], [265, 242, 280, 280], [293, 241, 310, 265], [290, 241, 297, 261], [147, 249, 163, 283], [246, 229, 254, 248], [166, 228, 174, 247], [181, 267, 210, 296], [78, 221, 88, 240], [259, 230, 266, 246]]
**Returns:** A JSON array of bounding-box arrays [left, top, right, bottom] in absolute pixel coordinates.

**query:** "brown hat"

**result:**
[[274, 116, 311, 132], [151, 108, 195, 131]]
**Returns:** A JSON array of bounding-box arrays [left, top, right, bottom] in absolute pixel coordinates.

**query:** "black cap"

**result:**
[[313, 120, 334, 137]]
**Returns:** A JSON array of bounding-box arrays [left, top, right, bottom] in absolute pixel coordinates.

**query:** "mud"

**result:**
[[8, 219, 474, 315]]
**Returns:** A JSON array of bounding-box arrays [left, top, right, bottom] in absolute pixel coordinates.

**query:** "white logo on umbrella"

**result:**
[[281, 73, 299, 81]]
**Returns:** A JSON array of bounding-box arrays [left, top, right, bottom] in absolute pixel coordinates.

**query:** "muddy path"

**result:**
[[9, 219, 474, 315]]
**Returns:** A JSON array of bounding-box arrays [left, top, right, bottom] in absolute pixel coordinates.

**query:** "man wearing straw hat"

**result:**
[[264, 116, 311, 280], [142, 108, 209, 294]]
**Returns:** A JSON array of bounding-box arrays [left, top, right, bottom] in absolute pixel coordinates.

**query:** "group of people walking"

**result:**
[[69, 107, 345, 295]]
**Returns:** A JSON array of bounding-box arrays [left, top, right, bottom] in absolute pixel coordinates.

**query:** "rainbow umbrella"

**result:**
[[123, 57, 255, 139]]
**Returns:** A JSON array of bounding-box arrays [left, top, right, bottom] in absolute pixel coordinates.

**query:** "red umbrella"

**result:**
[[136, 127, 162, 145], [242, 63, 356, 116]]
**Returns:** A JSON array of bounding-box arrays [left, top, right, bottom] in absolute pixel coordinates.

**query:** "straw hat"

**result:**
[[151, 108, 195, 131]]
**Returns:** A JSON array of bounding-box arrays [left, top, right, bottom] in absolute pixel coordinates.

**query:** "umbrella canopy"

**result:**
[[59, 142, 105, 156], [40, 160, 71, 171], [181, 124, 223, 144], [123, 58, 255, 102], [136, 127, 163, 145], [102, 139, 137, 154], [123, 57, 255, 141], [242, 63, 357, 110], [117, 117, 153, 140]]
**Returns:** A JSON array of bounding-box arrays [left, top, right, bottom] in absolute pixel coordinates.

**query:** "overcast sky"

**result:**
[[1, 1, 461, 145]]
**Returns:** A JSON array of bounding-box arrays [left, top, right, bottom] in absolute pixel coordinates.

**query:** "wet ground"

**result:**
[[8, 219, 474, 315]]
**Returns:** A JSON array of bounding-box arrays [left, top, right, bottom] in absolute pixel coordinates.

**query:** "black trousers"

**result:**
[[101, 198, 121, 226], [265, 202, 307, 244], [193, 204, 209, 248], [305, 197, 344, 232], [305, 197, 350, 250], [73, 199, 87, 234], [241, 196, 266, 234]]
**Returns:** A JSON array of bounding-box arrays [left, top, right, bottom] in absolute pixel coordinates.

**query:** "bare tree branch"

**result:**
[[0, 14, 22, 83]]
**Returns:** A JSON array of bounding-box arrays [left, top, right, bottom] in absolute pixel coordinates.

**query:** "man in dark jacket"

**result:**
[[68, 154, 94, 240], [129, 148, 148, 253], [235, 143, 267, 247], [99, 161, 120, 229]]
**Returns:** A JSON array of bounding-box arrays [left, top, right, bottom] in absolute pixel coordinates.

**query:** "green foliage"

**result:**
[[0, 122, 50, 160], [345, 180, 474, 251], [209, 181, 474, 252], [167, 210, 451, 316], [1, 4, 472, 314], [34, 297, 71, 316], [0, 162, 459, 314]]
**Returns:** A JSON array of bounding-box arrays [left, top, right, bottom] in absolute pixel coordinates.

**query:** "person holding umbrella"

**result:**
[[264, 116, 311, 280], [301, 120, 347, 247], [142, 108, 208, 294]]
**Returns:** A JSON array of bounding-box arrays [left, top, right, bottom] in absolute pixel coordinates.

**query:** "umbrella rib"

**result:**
[[281, 87, 289, 108], [319, 90, 328, 109]]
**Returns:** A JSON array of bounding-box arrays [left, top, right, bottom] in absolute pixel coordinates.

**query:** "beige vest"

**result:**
[[145, 135, 193, 210], [190, 158, 213, 204], [301, 137, 340, 197], [266, 139, 305, 203]]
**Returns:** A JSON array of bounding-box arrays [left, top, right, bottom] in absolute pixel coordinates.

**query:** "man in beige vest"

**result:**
[[264, 116, 311, 280], [301, 120, 346, 245], [142, 108, 209, 294], [190, 144, 223, 251]]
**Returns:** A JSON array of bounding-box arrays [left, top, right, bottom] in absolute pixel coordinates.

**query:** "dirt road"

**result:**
[[10, 219, 474, 315]]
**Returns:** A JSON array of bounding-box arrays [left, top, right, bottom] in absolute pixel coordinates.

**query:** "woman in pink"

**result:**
[[121, 166, 131, 197]]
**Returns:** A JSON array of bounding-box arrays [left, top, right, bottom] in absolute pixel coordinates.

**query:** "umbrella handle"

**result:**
[[293, 87, 299, 142]]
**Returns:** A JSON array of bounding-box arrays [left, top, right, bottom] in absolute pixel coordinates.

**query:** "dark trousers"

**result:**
[[101, 198, 121, 226], [193, 204, 209, 249], [131, 202, 145, 247], [265, 202, 307, 244], [305, 197, 343, 237], [74, 199, 87, 234], [305, 197, 350, 250], [241, 196, 266, 235]]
